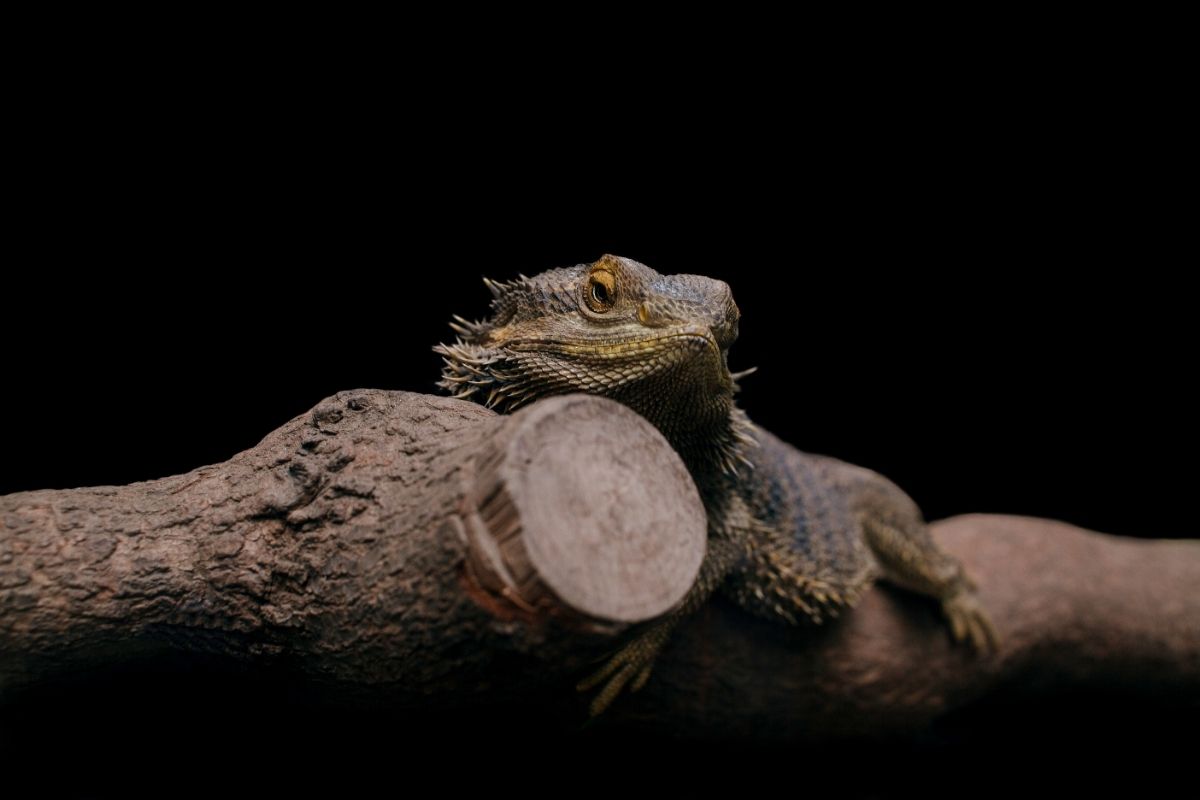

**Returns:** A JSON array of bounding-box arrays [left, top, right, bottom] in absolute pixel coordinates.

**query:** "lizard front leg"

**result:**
[[577, 536, 742, 716]]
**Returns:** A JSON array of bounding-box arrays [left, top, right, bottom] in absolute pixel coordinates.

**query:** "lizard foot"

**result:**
[[941, 587, 1000, 653], [576, 621, 672, 717]]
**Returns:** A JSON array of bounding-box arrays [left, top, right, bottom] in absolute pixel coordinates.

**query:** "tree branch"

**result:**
[[0, 391, 706, 700], [2, 391, 1196, 738], [614, 514, 1200, 738]]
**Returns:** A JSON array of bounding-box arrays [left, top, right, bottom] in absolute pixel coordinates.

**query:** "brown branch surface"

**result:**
[[616, 514, 1200, 738], [2, 390, 1197, 738], [0, 390, 706, 701]]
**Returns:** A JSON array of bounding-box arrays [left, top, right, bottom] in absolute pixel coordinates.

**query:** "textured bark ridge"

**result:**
[[0, 391, 706, 700], [2, 390, 1197, 737]]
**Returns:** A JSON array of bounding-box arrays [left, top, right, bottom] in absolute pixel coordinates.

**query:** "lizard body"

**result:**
[[436, 255, 995, 714]]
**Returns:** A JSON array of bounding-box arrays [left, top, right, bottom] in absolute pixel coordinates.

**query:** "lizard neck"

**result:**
[[632, 396, 754, 490]]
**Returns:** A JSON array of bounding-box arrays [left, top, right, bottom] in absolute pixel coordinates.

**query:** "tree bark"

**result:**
[[0, 390, 706, 701], [1, 390, 1196, 738], [615, 513, 1200, 738]]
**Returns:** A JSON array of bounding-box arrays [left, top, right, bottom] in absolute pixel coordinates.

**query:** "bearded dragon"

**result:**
[[435, 255, 997, 715]]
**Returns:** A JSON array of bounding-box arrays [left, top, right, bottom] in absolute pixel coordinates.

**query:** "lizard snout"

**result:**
[[710, 281, 740, 351], [645, 275, 740, 351], [710, 286, 739, 352]]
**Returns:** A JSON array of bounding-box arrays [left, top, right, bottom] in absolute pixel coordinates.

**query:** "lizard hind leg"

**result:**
[[940, 579, 1000, 652], [862, 516, 1000, 652]]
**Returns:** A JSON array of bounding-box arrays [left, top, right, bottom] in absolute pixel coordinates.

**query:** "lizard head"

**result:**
[[435, 254, 743, 436]]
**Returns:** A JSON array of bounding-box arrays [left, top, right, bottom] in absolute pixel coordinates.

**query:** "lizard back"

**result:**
[[720, 425, 881, 624]]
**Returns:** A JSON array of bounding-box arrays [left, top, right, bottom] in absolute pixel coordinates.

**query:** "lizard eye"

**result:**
[[585, 270, 617, 313]]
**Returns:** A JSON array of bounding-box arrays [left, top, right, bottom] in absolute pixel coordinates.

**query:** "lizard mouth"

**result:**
[[506, 328, 721, 360]]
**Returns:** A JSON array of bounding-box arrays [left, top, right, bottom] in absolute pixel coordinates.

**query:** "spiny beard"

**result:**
[[435, 338, 757, 479], [433, 341, 530, 412]]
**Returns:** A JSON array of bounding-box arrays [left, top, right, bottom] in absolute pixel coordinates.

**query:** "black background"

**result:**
[[3, 41, 1195, 797], [5, 155, 1193, 536]]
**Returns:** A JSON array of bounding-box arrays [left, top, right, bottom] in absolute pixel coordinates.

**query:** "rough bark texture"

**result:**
[[2, 390, 1197, 738], [0, 390, 706, 702]]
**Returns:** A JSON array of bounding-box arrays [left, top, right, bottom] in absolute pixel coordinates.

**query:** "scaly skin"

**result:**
[[436, 255, 997, 715]]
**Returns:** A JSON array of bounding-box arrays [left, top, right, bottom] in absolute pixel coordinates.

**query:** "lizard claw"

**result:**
[[576, 622, 670, 717], [942, 588, 1000, 653]]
